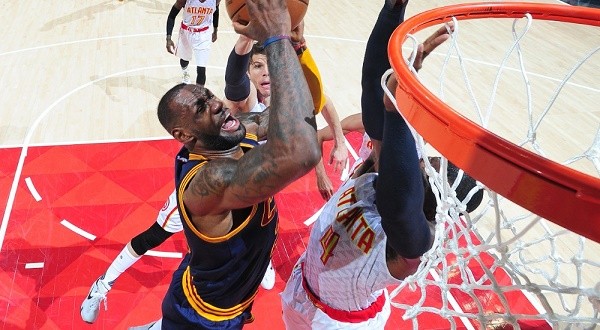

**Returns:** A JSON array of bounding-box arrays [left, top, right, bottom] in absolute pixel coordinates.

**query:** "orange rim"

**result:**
[[388, 2, 600, 242]]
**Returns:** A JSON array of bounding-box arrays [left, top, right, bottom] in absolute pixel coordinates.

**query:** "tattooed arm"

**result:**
[[182, 0, 319, 226]]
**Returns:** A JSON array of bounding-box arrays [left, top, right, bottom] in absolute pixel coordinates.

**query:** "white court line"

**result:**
[[344, 137, 360, 161], [25, 262, 44, 269], [60, 220, 96, 241], [145, 250, 183, 259], [0, 31, 368, 58], [1, 135, 173, 149], [303, 204, 325, 227], [340, 159, 351, 182], [24, 177, 42, 202], [340, 137, 360, 182], [0, 33, 162, 57]]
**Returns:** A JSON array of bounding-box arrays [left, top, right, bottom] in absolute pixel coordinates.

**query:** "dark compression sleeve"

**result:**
[[166, 6, 181, 36], [130, 222, 175, 256], [213, 6, 219, 29], [224, 48, 251, 102], [361, 3, 407, 141], [376, 109, 431, 259]]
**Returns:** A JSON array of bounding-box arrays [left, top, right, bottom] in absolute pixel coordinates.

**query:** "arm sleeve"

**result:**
[[375, 109, 431, 259], [224, 48, 251, 102], [166, 6, 182, 36], [213, 6, 219, 29], [361, 3, 407, 140]]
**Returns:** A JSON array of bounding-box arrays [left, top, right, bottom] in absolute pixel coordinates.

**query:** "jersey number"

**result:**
[[190, 15, 206, 26], [319, 226, 339, 265]]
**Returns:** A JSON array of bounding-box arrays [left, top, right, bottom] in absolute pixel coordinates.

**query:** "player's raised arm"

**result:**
[[186, 0, 319, 216], [376, 75, 432, 260]]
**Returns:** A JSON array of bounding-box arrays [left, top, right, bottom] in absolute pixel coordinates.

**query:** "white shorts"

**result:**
[[280, 256, 392, 330], [175, 26, 213, 66], [156, 190, 182, 233]]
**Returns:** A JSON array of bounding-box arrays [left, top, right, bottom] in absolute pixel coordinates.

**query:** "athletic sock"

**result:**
[[102, 245, 141, 285]]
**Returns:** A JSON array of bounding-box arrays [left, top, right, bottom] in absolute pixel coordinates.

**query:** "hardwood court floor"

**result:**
[[1, 0, 598, 329]]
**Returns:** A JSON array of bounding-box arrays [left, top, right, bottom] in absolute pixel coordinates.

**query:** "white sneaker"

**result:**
[[260, 260, 275, 290], [182, 70, 191, 84], [80, 276, 112, 324]]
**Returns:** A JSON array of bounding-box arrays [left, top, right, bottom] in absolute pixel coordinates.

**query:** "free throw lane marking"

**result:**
[[60, 219, 96, 241]]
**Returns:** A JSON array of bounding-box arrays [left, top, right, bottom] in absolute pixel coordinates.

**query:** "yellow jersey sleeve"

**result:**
[[298, 47, 325, 115]]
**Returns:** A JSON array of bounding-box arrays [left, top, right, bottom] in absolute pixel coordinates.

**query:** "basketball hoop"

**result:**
[[388, 2, 600, 243], [386, 2, 600, 328]]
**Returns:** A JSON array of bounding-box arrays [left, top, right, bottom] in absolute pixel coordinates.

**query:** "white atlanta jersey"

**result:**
[[304, 173, 400, 310], [182, 0, 217, 29]]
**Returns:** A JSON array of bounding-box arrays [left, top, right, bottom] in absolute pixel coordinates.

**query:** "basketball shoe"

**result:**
[[80, 276, 112, 324], [260, 260, 275, 290], [182, 70, 191, 84]]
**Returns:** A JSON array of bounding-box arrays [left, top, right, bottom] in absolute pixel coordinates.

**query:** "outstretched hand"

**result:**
[[412, 22, 454, 71], [233, 0, 291, 44]]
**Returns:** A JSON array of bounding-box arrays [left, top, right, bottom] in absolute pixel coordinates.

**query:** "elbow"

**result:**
[[297, 143, 321, 170], [381, 214, 432, 259], [292, 131, 321, 169], [307, 146, 321, 167], [273, 137, 320, 175]]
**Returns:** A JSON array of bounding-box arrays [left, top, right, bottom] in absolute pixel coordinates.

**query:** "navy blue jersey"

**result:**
[[173, 133, 278, 321]]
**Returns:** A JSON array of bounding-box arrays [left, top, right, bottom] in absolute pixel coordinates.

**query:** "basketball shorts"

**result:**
[[162, 254, 254, 330], [156, 190, 182, 234], [281, 255, 392, 330], [176, 26, 213, 66]]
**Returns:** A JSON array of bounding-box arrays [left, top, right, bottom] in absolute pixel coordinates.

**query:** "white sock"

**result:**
[[103, 245, 141, 284]]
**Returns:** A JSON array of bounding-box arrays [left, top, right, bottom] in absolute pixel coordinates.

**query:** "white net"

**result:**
[[385, 9, 600, 330]]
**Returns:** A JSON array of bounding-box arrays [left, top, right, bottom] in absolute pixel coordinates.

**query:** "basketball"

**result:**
[[225, 0, 309, 29]]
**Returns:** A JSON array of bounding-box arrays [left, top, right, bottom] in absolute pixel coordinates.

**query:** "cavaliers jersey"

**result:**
[[182, 0, 217, 30], [302, 173, 401, 311], [173, 134, 278, 321]]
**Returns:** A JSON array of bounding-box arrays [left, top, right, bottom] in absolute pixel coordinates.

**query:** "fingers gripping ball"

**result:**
[[226, 0, 309, 29]]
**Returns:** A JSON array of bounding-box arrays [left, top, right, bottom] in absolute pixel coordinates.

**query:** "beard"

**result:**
[[196, 124, 246, 150]]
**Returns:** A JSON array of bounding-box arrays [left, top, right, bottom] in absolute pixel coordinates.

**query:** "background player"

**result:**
[[166, 0, 220, 85], [224, 31, 348, 197]]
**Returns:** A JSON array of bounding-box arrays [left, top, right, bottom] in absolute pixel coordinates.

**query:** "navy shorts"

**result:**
[[161, 254, 253, 330]]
